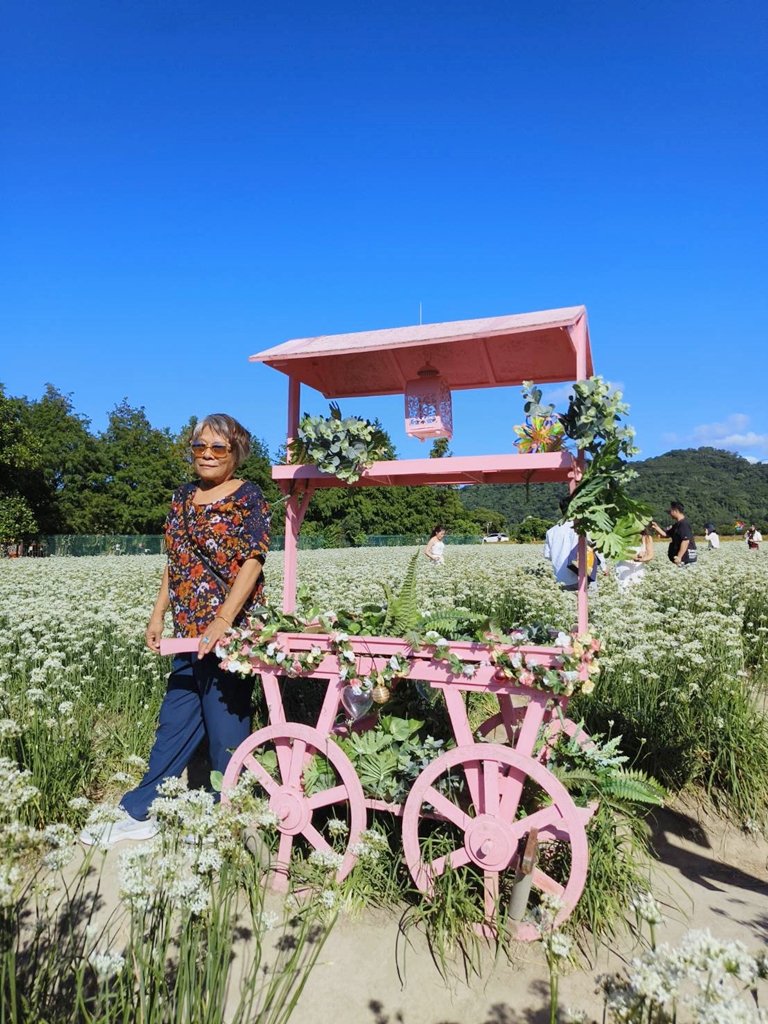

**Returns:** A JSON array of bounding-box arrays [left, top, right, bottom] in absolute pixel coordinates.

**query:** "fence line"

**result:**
[[31, 533, 486, 556]]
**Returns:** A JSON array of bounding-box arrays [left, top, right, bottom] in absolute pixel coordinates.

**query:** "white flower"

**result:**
[[319, 888, 338, 909], [308, 849, 344, 872], [547, 932, 573, 960], [327, 818, 349, 836], [257, 910, 280, 931], [88, 949, 126, 980]]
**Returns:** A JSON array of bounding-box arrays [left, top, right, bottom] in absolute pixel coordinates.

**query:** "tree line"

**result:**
[[2, 383, 766, 544], [0, 385, 489, 544]]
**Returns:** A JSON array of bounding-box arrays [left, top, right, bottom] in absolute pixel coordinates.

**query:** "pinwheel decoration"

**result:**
[[513, 414, 566, 454]]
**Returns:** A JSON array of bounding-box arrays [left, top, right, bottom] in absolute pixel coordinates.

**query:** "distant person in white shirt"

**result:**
[[544, 499, 606, 590], [705, 524, 720, 550], [746, 525, 763, 551]]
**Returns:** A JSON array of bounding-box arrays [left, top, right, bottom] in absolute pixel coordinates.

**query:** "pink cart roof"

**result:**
[[250, 305, 593, 398]]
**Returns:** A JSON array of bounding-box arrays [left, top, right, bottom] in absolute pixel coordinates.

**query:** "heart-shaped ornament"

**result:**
[[340, 686, 373, 721]]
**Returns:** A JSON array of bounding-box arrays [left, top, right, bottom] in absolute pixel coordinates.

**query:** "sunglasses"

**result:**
[[190, 441, 232, 459]]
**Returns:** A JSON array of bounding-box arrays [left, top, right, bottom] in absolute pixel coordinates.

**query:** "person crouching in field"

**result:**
[[80, 413, 270, 847], [615, 525, 655, 591], [705, 524, 720, 550]]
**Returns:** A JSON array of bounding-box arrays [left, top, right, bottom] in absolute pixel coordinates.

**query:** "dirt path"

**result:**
[[69, 796, 768, 1024], [293, 799, 768, 1024]]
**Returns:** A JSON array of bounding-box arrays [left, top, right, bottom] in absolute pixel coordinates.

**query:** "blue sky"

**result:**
[[2, 1, 767, 463]]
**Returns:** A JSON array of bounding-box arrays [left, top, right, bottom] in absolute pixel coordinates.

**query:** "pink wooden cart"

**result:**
[[165, 306, 597, 939]]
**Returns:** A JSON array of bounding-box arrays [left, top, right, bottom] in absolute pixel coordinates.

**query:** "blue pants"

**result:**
[[121, 653, 253, 821]]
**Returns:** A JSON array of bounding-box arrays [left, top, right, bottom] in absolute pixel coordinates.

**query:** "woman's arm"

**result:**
[[634, 534, 655, 562], [424, 538, 438, 561], [146, 565, 170, 652], [197, 557, 264, 657]]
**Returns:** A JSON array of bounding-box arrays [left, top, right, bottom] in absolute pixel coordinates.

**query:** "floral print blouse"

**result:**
[[165, 482, 270, 638]]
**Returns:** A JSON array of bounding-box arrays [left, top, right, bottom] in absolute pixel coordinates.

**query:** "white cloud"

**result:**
[[541, 384, 574, 407], [687, 413, 768, 458]]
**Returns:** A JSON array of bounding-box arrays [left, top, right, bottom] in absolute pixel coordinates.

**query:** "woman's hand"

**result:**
[[197, 616, 231, 659], [145, 614, 165, 653]]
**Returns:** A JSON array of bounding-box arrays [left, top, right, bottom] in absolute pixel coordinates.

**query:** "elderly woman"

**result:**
[[81, 413, 269, 847]]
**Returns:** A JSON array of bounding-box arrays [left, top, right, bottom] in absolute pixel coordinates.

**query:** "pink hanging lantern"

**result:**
[[404, 364, 453, 442]]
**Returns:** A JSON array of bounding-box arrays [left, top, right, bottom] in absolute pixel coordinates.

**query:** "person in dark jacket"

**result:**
[[650, 502, 697, 566]]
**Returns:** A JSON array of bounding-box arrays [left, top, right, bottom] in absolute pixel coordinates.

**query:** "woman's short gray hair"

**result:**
[[192, 414, 251, 467]]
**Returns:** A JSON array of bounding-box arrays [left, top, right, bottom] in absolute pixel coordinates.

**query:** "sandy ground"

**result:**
[[292, 799, 768, 1024], [66, 794, 768, 1024]]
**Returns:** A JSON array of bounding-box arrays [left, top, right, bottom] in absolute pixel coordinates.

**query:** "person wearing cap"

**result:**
[[650, 502, 697, 566], [705, 524, 720, 550], [80, 413, 270, 848]]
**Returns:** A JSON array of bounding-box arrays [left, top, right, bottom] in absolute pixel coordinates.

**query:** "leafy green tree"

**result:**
[[92, 400, 184, 534], [0, 495, 37, 543], [508, 516, 554, 542], [17, 385, 105, 533], [429, 438, 453, 458], [467, 506, 506, 535], [0, 385, 42, 539]]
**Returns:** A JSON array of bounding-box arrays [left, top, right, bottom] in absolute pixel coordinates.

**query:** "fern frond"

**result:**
[[419, 611, 486, 629], [384, 551, 421, 634], [601, 768, 666, 807], [549, 766, 601, 791]]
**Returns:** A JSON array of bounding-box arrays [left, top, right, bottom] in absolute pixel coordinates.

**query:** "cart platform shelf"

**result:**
[[273, 450, 576, 489]]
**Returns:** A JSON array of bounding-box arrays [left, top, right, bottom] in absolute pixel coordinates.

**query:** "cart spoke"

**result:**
[[461, 758, 483, 810], [242, 753, 278, 797], [497, 767, 526, 823], [308, 785, 349, 810], [482, 759, 501, 815], [428, 846, 472, 879], [303, 822, 333, 855], [532, 867, 565, 898], [509, 804, 562, 839], [274, 737, 293, 784], [424, 786, 472, 831], [276, 830, 294, 874], [286, 738, 308, 789]]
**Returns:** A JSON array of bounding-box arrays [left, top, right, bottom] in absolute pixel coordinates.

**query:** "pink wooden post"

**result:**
[[283, 376, 302, 613], [287, 376, 300, 442], [568, 311, 589, 382], [571, 314, 590, 629]]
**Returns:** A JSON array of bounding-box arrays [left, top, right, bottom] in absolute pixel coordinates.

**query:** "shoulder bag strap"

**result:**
[[180, 483, 231, 596]]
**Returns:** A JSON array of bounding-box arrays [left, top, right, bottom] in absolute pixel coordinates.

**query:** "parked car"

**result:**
[[482, 533, 509, 543]]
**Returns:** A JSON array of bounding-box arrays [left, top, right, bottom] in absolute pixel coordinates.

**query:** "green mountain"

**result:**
[[459, 447, 768, 534]]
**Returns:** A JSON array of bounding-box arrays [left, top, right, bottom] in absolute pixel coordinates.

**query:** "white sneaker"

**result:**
[[79, 813, 159, 848]]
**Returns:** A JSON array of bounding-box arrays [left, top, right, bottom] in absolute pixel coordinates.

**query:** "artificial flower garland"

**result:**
[[215, 605, 601, 703]]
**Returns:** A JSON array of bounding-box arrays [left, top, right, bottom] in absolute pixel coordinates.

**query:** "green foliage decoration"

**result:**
[[289, 402, 390, 484], [522, 377, 654, 559]]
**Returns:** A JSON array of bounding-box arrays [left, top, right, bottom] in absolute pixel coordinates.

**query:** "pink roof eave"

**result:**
[[250, 305, 593, 398]]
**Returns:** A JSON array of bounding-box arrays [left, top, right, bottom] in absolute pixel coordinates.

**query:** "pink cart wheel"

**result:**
[[402, 743, 589, 941], [221, 723, 366, 892], [477, 709, 592, 761]]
